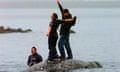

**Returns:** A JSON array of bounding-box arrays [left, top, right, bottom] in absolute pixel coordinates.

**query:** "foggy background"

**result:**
[[0, 0, 120, 8]]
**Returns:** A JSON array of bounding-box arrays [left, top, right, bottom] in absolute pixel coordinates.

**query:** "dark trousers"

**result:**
[[48, 35, 58, 60], [58, 34, 73, 58]]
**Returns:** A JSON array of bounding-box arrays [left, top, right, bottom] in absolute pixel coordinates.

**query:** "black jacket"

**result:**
[[27, 53, 43, 66], [49, 19, 64, 37], [57, 2, 77, 35]]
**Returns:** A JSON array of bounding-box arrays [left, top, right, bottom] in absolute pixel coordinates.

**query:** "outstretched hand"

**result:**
[[56, 0, 59, 3]]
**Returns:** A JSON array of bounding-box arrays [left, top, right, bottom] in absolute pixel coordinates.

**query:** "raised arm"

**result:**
[[56, 0, 64, 16]]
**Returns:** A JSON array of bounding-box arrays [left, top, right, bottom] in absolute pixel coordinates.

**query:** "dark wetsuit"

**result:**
[[48, 19, 64, 61], [57, 2, 76, 59], [27, 53, 43, 66]]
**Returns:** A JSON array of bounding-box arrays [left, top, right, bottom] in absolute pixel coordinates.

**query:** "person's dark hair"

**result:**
[[63, 9, 69, 13], [32, 46, 37, 51], [53, 13, 58, 19]]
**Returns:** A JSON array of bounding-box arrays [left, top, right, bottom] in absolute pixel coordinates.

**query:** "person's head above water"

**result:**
[[51, 13, 58, 20], [31, 46, 37, 55]]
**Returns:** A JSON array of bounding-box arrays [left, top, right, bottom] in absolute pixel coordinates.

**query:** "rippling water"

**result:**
[[0, 8, 120, 72]]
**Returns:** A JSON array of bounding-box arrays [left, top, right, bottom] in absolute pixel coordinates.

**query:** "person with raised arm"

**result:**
[[56, 0, 77, 60], [46, 13, 76, 61]]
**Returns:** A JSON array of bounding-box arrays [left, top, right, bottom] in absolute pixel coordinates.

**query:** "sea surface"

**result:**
[[0, 8, 120, 72]]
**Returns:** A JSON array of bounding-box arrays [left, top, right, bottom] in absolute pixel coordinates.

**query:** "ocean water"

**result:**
[[0, 8, 120, 72]]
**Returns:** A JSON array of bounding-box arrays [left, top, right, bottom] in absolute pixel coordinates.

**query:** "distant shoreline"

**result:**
[[0, 1, 120, 8]]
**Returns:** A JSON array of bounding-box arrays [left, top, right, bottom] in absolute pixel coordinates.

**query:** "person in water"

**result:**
[[46, 13, 76, 61], [57, 0, 77, 60], [27, 47, 43, 66]]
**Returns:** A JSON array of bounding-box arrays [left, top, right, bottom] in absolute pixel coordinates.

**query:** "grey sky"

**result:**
[[0, 0, 120, 8], [0, 0, 119, 1]]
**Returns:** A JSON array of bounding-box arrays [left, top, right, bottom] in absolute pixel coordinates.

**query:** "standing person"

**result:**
[[46, 13, 75, 61], [27, 47, 43, 67], [56, 0, 77, 60]]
